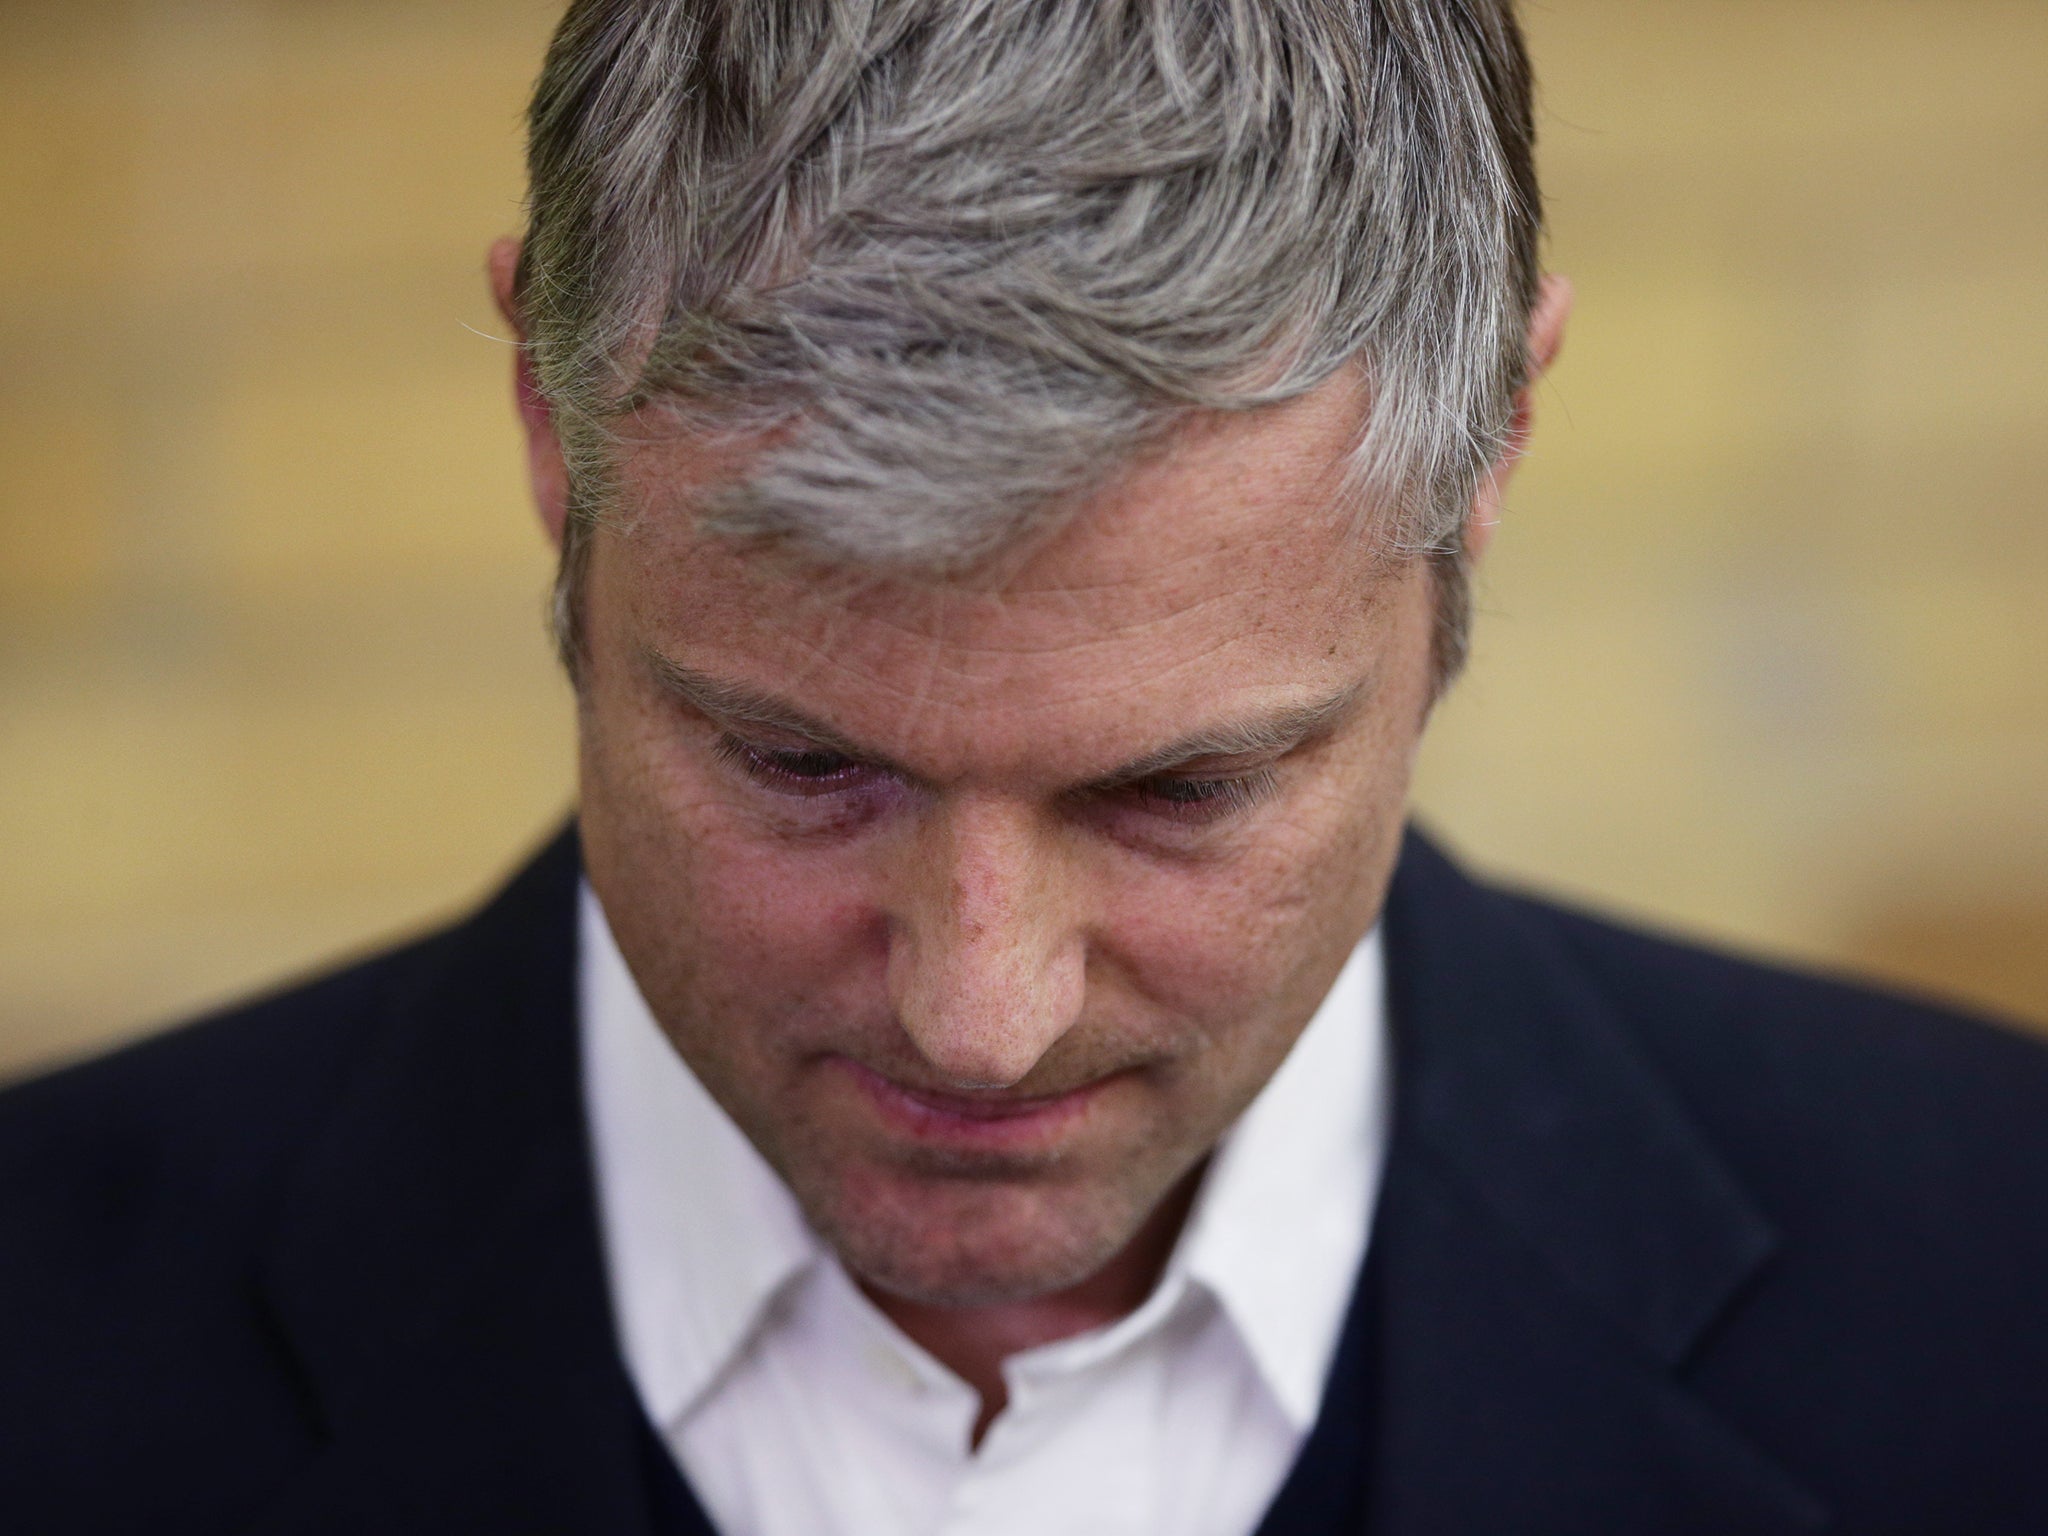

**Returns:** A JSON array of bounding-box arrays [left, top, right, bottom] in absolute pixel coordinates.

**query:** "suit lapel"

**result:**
[[1347, 832, 1831, 1534], [247, 826, 686, 1535]]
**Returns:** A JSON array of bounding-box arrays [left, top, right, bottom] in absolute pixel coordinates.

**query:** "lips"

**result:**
[[836, 1058, 1110, 1149]]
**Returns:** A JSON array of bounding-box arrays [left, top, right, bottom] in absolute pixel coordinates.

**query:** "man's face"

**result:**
[[575, 372, 1438, 1307]]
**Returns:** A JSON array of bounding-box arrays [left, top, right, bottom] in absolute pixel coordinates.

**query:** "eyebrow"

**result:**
[[647, 650, 872, 759], [1094, 682, 1370, 783], [646, 647, 1370, 787]]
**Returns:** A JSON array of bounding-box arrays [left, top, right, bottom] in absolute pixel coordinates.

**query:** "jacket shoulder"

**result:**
[[1477, 882, 2048, 1516], [0, 925, 454, 1281], [0, 927, 465, 1524], [0, 829, 582, 1527], [1510, 887, 2048, 1143], [1496, 882, 2048, 1309]]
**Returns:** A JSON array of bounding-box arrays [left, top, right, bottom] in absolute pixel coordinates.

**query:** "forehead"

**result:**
[[601, 374, 1416, 771]]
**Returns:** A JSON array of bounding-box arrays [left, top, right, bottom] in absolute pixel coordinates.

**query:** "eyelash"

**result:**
[[711, 734, 1279, 824], [711, 736, 874, 796], [1125, 769, 1278, 820]]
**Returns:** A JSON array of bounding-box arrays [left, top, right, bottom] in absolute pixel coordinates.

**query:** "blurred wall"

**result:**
[[2, 0, 2044, 1077]]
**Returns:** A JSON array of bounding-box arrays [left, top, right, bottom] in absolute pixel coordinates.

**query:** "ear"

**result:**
[[489, 236, 571, 551], [1465, 273, 1573, 566]]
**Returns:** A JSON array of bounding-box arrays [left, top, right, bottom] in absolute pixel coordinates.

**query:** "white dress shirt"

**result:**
[[580, 885, 1391, 1536]]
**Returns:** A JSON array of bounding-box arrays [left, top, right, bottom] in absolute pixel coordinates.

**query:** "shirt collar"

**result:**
[[580, 881, 1389, 1436], [578, 883, 821, 1430], [1173, 931, 1389, 1429]]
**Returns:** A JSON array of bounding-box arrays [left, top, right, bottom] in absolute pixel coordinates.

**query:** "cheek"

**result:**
[[683, 839, 885, 993], [603, 812, 888, 1009], [578, 687, 890, 1043], [1092, 775, 1400, 1037]]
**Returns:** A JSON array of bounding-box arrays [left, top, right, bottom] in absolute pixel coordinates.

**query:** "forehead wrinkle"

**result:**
[[880, 598, 956, 760], [986, 536, 1274, 616], [848, 580, 1258, 671], [783, 605, 1296, 747], [701, 480, 1382, 673], [946, 523, 1392, 662]]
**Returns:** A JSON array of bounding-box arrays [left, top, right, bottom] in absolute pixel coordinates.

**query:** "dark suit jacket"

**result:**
[[5, 825, 2048, 1534]]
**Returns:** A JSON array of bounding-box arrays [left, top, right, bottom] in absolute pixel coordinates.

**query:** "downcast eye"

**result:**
[[759, 747, 856, 779], [714, 735, 872, 794], [1123, 769, 1277, 820]]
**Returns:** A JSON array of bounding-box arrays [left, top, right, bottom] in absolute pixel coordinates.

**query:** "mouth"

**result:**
[[835, 1059, 1114, 1151]]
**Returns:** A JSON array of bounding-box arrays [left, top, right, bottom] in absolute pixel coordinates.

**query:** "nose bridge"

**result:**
[[941, 797, 1040, 945], [887, 793, 1086, 1089]]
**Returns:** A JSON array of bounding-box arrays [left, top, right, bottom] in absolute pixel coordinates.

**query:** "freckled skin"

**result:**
[[575, 373, 1441, 1323]]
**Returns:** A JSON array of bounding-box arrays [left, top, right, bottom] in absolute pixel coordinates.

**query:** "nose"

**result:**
[[884, 795, 1087, 1089]]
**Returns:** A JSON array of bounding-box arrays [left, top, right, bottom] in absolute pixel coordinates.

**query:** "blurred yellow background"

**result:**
[[3, 0, 2044, 1077]]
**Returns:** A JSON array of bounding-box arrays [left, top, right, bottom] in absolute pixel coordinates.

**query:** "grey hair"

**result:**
[[516, 0, 1540, 684]]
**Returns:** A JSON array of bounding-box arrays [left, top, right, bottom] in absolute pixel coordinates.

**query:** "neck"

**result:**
[[864, 1166, 1204, 1446]]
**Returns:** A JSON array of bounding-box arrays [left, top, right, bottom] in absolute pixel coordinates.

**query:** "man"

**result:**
[[5, 1, 2047, 1532]]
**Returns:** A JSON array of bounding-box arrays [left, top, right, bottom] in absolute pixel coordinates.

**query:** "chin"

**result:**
[[810, 1164, 1147, 1308]]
